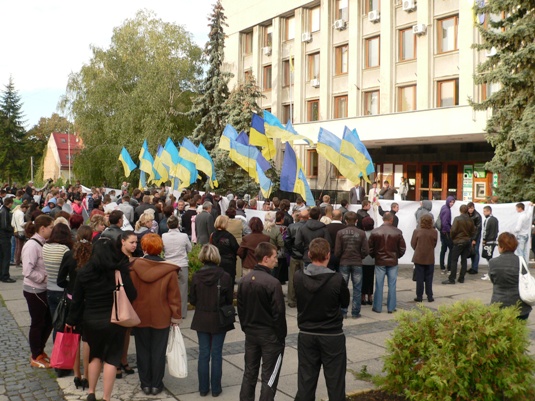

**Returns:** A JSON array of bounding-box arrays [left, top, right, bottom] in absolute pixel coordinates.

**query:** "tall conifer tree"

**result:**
[[472, 1, 535, 201]]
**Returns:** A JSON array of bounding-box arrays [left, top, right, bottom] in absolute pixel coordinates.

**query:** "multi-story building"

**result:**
[[223, 0, 496, 202]]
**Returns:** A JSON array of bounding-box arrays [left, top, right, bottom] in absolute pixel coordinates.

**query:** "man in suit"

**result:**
[[195, 201, 215, 245], [349, 182, 366, 205]]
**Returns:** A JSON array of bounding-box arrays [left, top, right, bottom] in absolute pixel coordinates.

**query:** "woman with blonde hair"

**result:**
[[90, 214, 106, 241], [134, 212, 155, 257], [211, 215, 239, 289]]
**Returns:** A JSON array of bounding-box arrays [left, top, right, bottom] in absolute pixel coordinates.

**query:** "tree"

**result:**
[[0, 77, 27, 183], [60, 10, 203, 186], [189, 0, 232, 152], [472, 1, 535, 202]]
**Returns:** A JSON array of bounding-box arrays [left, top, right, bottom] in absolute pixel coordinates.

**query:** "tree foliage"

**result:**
[[60, 10, 203, 186], [189, 0, 232, 152], [0, 77, 27, 183], [472, 1, 535, 202]]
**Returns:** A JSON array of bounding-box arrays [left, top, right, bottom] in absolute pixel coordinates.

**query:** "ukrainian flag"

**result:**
[[340, 127, 374, 183], [317, 128, 361, 183], [249, 113, 276, 160], [138, 140, 153, 175], [264, 111, 312, 145], [229, 140, 260, 183], [236, 131, 249, 146], [176, 139, 198, 187], [232, 131, 271, 173], [285, 120, 313, 146], [118, 147, 137, 178], [280, 142, 315, 206], [197, 143, 218, 188], [153, 145, 169, 184], [219, 125, 238, 151], [256, 163, 273, 198], [139, 171, 147, 190], [161, 138, 180, 176]]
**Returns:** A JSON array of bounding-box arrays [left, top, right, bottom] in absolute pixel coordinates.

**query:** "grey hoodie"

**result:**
[[415, 200, 433, 226]]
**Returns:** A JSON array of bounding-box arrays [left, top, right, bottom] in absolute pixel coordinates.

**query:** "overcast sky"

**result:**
[[0, 0, 214, 128]]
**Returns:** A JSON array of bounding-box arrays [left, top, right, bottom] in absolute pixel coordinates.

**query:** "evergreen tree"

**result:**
[[0, 77, 27, 183], [472, 1, 535, 202], [189, 0, 232, 152]]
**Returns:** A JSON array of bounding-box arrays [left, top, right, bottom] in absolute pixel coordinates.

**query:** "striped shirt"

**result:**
[[43, 243, 70, 292]]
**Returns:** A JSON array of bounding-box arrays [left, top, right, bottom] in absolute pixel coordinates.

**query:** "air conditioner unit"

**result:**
[[402, 0, 416, 12], [334, 19, 347, 30], [486, 46, 497, 57], [263, 46, 272, 56], [310, 78, 320, 88], [301, 32, 312, 43], [412, 23, 427, 35], [368, 10, 380, 23]]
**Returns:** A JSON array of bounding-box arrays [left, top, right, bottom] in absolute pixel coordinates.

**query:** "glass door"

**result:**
[[419, 164, 443, 200]]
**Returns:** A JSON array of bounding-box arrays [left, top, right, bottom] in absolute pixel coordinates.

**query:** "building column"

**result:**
[[379, 1, 393, 114], [416, 0, 431, 110], [319, 0, 332, 121]]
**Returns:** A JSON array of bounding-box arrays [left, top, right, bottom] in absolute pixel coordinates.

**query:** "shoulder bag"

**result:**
[[518, 256, 535, 306], [111, 270, 141, 327], [217, 278, 236, 327]]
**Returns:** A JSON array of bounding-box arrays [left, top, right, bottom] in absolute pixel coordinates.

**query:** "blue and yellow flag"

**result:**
[[139, 171, 147, 190], [229, 139, 261, 183], [161, 138, 180, 176], [280, 142, 315, 206], [236, 131, 249, 146], [264, 110, 312, 145], [176, 139, 198, 187], [340, 127, 374, 183], [197, 143, 218, 188], [317, 128, 361, 183], [219, 124, 238, 151], [153, 145, 168, 184], [232, 131, 271, 172], [256, 163, 273, 198], [249, 113, 276, 160], [138, 140, 161, 184], [118, 147, 137, 178]]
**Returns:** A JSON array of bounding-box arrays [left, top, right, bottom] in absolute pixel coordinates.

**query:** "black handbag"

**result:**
[[217, 278, 235, 327], [52, 291, 69, 332]]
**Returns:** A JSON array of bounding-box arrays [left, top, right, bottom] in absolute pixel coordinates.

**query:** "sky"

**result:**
[[0, 0, 214, 129]]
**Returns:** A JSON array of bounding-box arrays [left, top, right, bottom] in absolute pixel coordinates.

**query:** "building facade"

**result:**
[[43, 132, 83, 182], [222, 0, 496, 202]]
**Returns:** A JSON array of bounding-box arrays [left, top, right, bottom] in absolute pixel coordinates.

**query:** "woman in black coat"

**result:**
[[489, 232, 532, 320], [189, 244, 234, 397], [210, 215, 239, 289]]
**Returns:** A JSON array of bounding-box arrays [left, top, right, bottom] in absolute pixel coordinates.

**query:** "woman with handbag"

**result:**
[[189, 244, 234, 397], [57, 225, 93, 390], [66, 237, 137, 401], [129, 234, 181, 396], [489, 232, 532, 320]]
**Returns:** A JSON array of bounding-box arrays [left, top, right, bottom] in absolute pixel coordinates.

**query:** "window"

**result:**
[[335, 45, 348, 75], [366, 0, 380, 12], [438, 79, 459, 107], [437, 15, 458, 53], [334, 95, 348, 119], [337, 0, 348, 20], [307, 99, 320, 122], [264, 25, 273, 47], [244, 70, 252, 82], [398, 85, 416, 112], [364, 90, 379, 115], [485, 12, 505, 33], [285, 16, 295, 40], [263, 65, 272, 91], [309, 7, 321, 32], [243, 32, 253, 54], [399, 28, 416, 61], [482, 82, 501, 100], [307, 149, 319, 177], [365, 36, 380, 68], [282, 60, 291, 87], [307, 52, 320, 80], [282, 104, 292, 123]]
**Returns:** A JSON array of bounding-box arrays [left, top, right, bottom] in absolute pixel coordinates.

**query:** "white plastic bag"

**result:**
[[518, 256, 535, 306], [166, 325, 188, 378]]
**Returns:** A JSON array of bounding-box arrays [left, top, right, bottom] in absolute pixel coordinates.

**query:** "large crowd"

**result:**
[[0, 179, 533, 401]]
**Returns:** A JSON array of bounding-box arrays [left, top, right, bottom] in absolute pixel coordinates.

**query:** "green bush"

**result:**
[[188, 243, 204, 288], [380, 300, 535, 401]]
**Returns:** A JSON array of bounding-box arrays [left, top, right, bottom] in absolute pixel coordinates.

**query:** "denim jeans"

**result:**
[[339, 265, 362, 316], [469, 240, 480, 272], [516, 235, 530, 264], [439, 232, 453, 270], [373, 265, 398, 313], [197, 331, 226, 395]]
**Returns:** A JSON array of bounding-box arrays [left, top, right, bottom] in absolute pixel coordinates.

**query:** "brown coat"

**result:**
[[238, 232, 271, 269], [411, 227, 438, 265], [130, 257, 181, 328]]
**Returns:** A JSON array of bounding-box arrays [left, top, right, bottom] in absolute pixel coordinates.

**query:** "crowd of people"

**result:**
[[0, 179, 534, 400]]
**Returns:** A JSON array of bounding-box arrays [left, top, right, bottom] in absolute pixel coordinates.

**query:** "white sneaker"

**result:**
[[481, 274, 490, 281]]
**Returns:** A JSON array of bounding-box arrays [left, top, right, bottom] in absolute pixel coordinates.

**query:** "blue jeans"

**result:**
[[439, 232, 453, 270], [373, 265, 398, 313], [340, 265, 362, 316], [197, 331, 226, 395], [470, 240, 480, 272], [10, 236, 15, 263], [516, 235, 530, 264]]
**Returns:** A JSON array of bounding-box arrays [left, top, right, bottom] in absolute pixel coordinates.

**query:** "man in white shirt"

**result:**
[[514, 202, 532, 263]]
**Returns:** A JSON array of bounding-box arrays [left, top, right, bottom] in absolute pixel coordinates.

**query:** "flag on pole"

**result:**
[[219, 125, 238, 151], [197, 143, 218, 188], [118, 147, 137, 177], [229, 140, 261, 183], [280, 142, 315, 206], [256, 163, 273, 198], [139, 171, 147, 190], [263, 110, 311, 144], [153, 145, 169, 184], [175, 139, 198, 187], [249, 113, 276, 160], [340, 127, 374, 183], [232, 131, 271, 172], [316, 128, 362, 183], [138, 140, 161, 184], [161, 138, 180, 175]]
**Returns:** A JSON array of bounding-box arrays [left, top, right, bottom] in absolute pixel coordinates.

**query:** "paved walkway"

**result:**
[[1, 263, 534, 401]]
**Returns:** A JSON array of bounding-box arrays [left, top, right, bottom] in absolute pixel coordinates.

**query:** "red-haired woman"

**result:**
[[238, 217, 270, 276], [58, 225, 93, 389], [130, 234, 181, 396]]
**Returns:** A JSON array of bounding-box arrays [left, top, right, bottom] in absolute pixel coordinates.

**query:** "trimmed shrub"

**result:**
[[188, 243, 204, 289], [380, 300, 535, 401]]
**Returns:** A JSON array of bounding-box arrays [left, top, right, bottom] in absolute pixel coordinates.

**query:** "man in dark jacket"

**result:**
[[100, 210, 124, 242], [238, 242, 286, 401], [334, 211, 368, 318], [0, 197, 15, 283], [294, 238, 349, 401], [195, 202, 215, 245], [378, 201, 399, 227], [481, 205, 499, 261], [438, 196, 456, 274], [284, 209, 308, 308], [295, 207, 330, 266], [326, 209, 346, 271], [356, 200, 371, 229], [135, 195, 158, 224], [467, 202, 482, 274], [368, 212, 406, 313], [443, 204, 475, 285]]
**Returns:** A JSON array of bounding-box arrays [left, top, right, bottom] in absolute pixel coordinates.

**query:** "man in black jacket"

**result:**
[[0, 197, 14, 282], [238, 242, 286, 401], [295, 207, 330, 266], [467, 202, 482, 274], [285, 209, 308, 308], [294, 238, 349, 401], [481, 205, 499, 261], [100, 210, 124, 242]]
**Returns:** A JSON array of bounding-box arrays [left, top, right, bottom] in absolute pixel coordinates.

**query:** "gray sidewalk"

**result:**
[[1, 263, 534, 401]]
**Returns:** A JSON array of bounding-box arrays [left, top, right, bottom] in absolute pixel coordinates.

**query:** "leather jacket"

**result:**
[[368, 223, 406, 266]]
